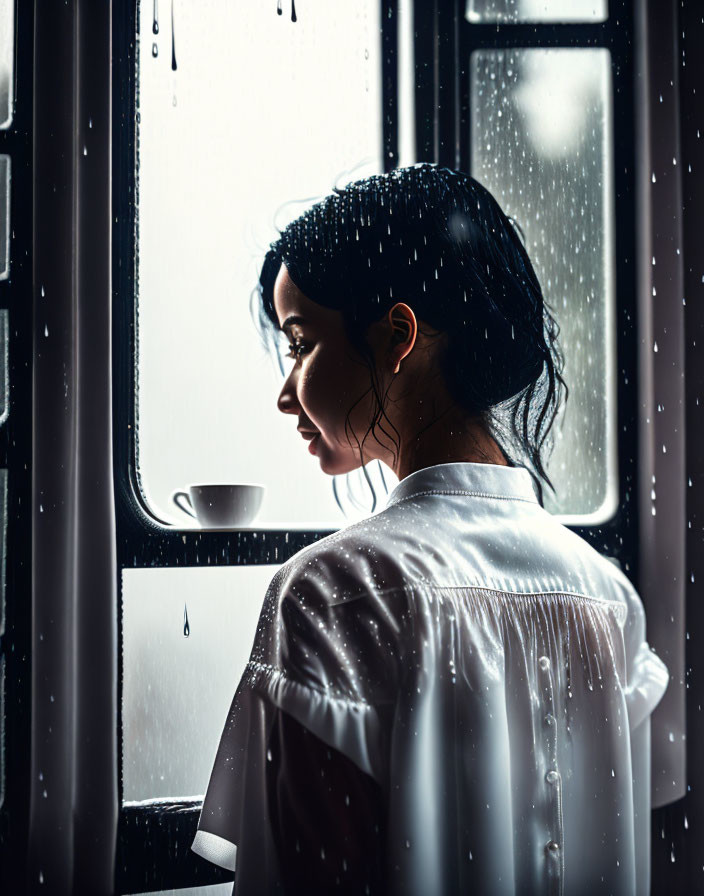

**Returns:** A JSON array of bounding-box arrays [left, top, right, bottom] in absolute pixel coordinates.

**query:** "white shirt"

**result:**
[[192, 461, 669, 895]]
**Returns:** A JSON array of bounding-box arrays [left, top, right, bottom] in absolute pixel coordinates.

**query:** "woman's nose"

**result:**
[[277, 372, 299, 416]]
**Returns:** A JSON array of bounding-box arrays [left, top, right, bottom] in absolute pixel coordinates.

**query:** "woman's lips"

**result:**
[[307, 433, 320, 454], [299, 431, 317, 441]]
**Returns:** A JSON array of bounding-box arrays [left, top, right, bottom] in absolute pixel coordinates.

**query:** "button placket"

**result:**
[[538, 654, 564, 896]]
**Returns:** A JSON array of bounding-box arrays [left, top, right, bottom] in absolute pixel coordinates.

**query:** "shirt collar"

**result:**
[[384, 461, 540, 510]]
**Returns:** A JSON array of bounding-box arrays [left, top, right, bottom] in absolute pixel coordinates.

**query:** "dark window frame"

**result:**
[[0, 1, 34, 893], [113, 1, 644, 891]]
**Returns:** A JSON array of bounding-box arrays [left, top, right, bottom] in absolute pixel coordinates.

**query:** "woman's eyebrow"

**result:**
[[280, 315, 307, 333]]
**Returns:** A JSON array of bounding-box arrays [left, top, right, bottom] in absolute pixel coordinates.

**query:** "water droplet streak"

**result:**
[[171, 0, 177, 70]]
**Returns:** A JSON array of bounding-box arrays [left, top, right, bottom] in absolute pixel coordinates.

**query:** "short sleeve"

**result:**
[[610, 567, 669, 895], [245, 565, 402, 781], [191, 560, 402, 884], [617, 573, 669, 731]]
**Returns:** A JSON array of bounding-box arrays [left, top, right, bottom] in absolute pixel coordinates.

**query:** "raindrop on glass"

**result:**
[[171, 0, 178, 69]]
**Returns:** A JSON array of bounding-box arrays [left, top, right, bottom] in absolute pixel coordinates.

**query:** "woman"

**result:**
[[191, 164, 669, 895]]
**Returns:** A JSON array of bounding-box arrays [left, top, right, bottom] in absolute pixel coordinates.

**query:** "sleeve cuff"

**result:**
[[625, 641, 669, 732], [191, 828, 238, 872]]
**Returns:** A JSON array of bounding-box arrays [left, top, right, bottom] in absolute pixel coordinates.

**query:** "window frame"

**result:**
[[0, 1, 33, 893]]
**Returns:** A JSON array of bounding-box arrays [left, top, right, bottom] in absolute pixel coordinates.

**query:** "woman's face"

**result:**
[[273, 262, 391, 475]]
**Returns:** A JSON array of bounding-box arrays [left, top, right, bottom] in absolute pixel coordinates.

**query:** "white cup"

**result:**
[[170, 483, 265, 528]]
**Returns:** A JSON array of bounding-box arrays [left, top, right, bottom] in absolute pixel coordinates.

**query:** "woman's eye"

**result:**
[[285, 342, 308, 362]]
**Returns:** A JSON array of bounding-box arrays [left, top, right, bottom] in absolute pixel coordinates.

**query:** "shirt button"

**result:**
[[538, 656, 550, 671], [546, 770, 560, 784], [544, 713, 555, 726], [546, 840, 560, 854]]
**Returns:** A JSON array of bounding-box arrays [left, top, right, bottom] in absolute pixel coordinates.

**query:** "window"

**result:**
[[0, 0, 14, 129], [470, 47, 616, 520], [121, 565, 275, 801], [466, 0, 608, 24], [134, 0, 387, 530], [114, 1, 646, 890], [0, 156, 8, 280]]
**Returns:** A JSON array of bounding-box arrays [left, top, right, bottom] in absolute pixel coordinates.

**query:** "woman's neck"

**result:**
[[393, 407, 509, 481]]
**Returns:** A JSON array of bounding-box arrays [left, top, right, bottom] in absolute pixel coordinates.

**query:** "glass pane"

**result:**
[[121, 565, 277, 801], [0, 0, 13, 129], [470, 48, 615, 521], [126, 887, 232, 896], [128, 882, 232, 896], [0, 156, 8, 280], [136, 0, 386, 529], [466, 0, 608, 23], [0, 310, 8, 425]]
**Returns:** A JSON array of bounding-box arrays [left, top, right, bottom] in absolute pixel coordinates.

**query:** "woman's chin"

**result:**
[[311, 442, 359, 476]]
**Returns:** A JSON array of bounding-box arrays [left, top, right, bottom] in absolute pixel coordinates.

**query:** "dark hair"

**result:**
[[251, 162, 569, 510]]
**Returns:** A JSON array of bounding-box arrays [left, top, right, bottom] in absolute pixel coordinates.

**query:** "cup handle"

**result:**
[[172, 490, 197, 520]]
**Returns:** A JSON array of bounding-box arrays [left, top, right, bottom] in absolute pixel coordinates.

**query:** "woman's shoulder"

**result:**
[[248, 516, 408, 707], [274, 512, 408, 607]]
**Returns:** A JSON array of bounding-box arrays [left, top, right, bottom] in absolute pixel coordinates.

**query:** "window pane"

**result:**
[[466, 0, 608, 23], [0, 156, 8, 280], [0, 310, 8, 425], [121, 566, 276, 801], [136, 0, 386, 529], [0, 0, 13, 129], [470, 48, 616, 521], [126, 887, 232, 896]]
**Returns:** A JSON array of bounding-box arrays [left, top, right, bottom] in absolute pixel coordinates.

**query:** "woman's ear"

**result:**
[[387, 303, 417, 374]]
